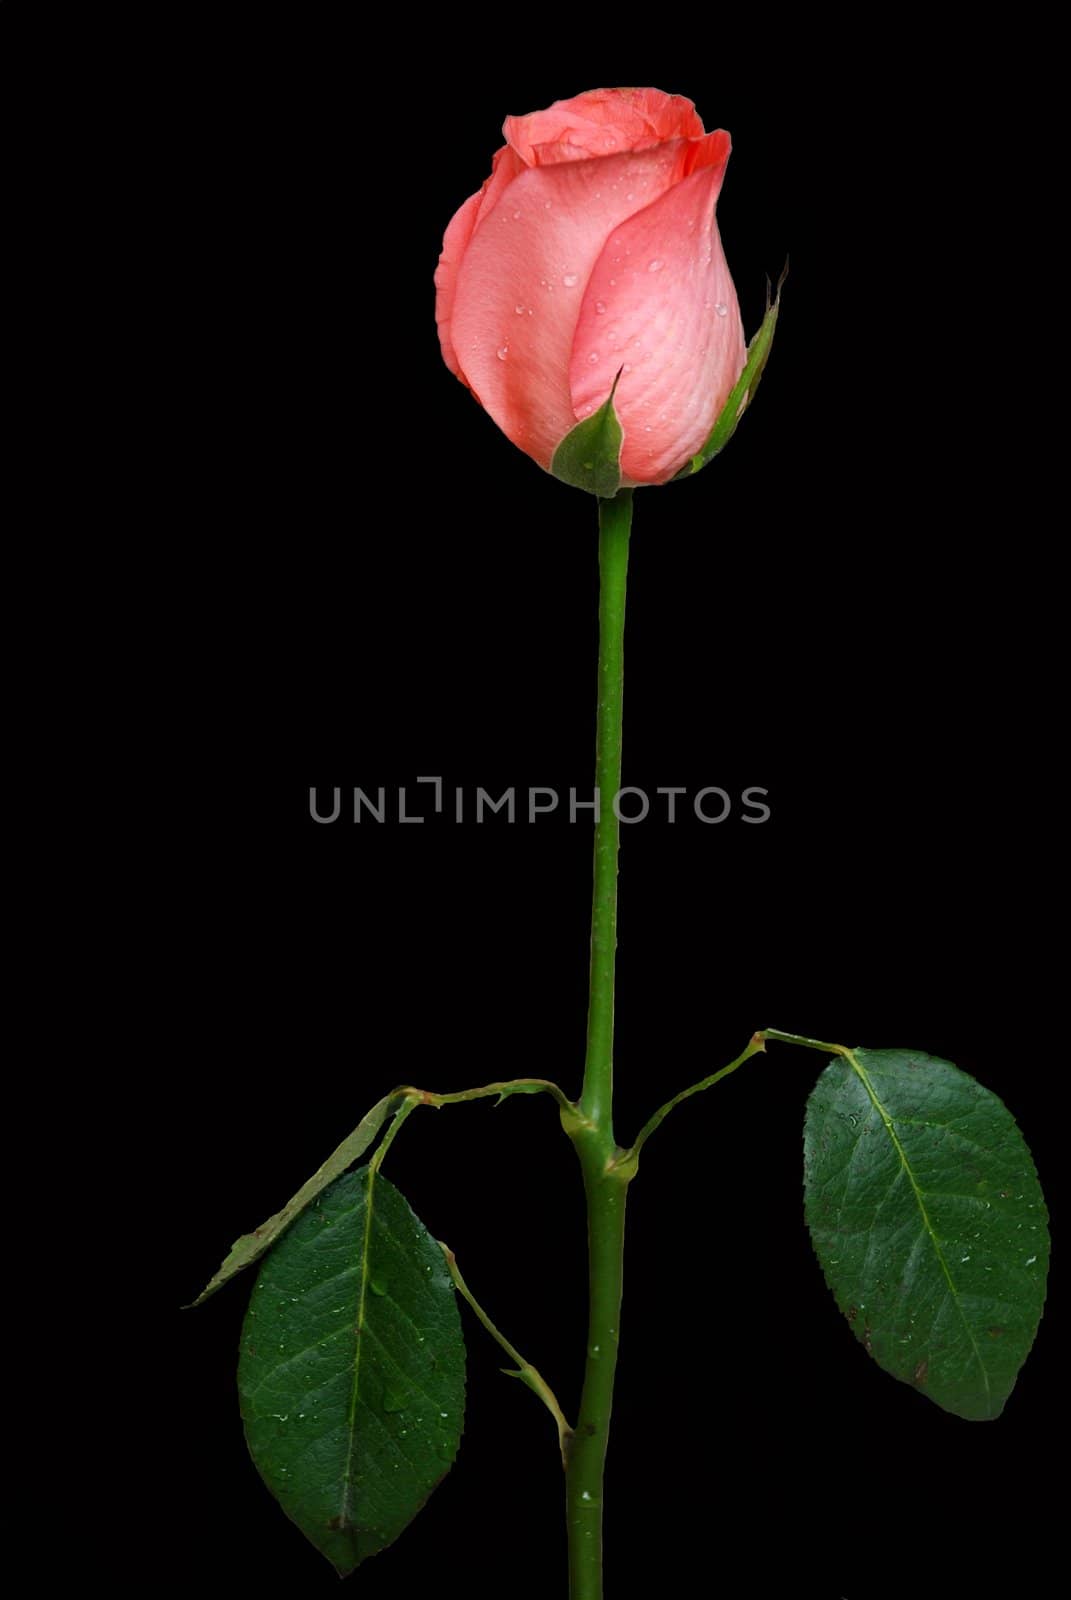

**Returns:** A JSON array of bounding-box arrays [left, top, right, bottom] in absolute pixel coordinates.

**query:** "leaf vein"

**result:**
[[359, 1320, 449, 1412], [845, 1049, 994, 1415], [245, 1324, 351, 1400], [341, 1168, 376, 1525]]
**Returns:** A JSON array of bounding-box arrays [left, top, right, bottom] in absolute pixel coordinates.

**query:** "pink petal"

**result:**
[[505, 87, 705, 166], [435, 145, 525, 383], [435, 189, 483, 381], [450, 139, 704, 470], [569, 132, 745, 484]]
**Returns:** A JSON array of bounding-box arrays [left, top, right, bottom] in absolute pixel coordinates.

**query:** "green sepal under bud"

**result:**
[[674, 261, 788, 480], [550, 369, 624, 497]]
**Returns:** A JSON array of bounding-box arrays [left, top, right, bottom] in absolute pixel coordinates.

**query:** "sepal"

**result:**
[[550, 370, 624, 497], [675, 261, 787, 479]]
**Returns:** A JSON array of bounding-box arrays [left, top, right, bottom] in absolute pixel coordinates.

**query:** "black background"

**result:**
[[164, 21, 1060, 1600]]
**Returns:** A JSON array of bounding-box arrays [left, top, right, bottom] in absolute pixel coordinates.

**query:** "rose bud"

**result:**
[[436, 87, 779, 493]]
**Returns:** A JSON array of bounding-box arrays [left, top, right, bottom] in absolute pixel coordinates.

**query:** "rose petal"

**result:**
[[569, 132, 745, 484], [505, 88, 705, 166], [435, 145, 525, 383], [450, 140, 705, 469]]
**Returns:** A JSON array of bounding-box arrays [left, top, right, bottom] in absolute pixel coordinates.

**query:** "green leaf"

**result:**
[[238, 1166, 465, 1575], [676, 261, 787, 479], [550, 370, 623, 497], [188, 1093, 396, 1306], [804, 1048, 1048, 1420]]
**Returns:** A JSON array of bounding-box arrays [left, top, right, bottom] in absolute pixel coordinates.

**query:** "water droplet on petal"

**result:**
[[514, 304, 525, 315], [512, 211, 521, 220], [544, 200, 553, 209], [714, 302, 728, 317], [563, 274, 578, 287], [595, 300, 607, 315], [647, 258, 664, 272], [588, 351, 600, 364], [497, 345, 509, 361]]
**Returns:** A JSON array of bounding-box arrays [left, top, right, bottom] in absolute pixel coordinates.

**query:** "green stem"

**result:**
[[578, 490, 632, 1132], [396, 1076, 575, 1115], [760, 1027, 845, 1056], [566, 1136, 628, 1600], [368, 1096, 418, 1172], [438, 1243, 574, 1467], [612, 1032, 767, 1175], [565, 489, 633, 1600]]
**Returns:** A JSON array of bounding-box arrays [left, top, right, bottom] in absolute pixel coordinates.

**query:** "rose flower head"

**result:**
[[435, 87, 756, 490]]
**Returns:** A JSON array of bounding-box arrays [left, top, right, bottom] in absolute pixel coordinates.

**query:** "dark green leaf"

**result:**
[[189, 1094, 396, 1306], [804, 1048, 1048, 1420], [676, 262, 786, 479], [238, 1167, 465, 1574], [550, 371, 623, 497]]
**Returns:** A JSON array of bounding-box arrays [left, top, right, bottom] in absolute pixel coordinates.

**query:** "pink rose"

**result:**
[[435, 86, 746, 488]]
